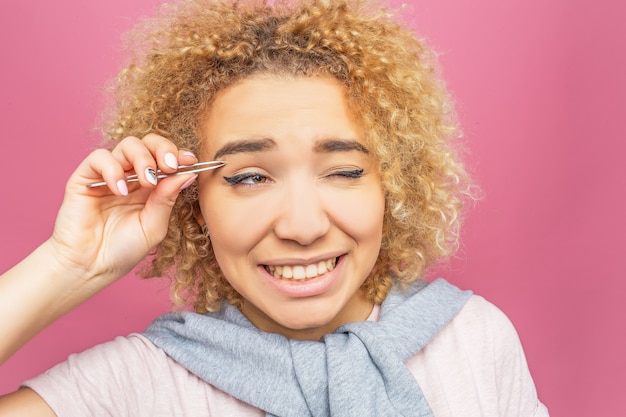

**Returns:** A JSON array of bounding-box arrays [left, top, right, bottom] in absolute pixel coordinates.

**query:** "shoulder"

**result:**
[[24, 334, 168, 385], [405, 295, 548, 417], [407, 294, 524, 378], [444, 294, 521, 350], [22, 334, 262, 417], [22, 335, 171, 416]]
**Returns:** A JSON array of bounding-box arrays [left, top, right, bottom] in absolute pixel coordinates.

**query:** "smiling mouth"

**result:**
[[264, 257, 338, 280]]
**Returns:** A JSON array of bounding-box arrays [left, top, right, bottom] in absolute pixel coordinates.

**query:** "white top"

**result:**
[[24, 295, 549, 416]]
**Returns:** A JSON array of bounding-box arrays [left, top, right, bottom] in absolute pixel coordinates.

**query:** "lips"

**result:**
[[264, 257, 338, 280]]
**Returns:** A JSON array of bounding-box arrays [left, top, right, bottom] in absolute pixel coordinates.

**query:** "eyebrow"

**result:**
[[314, 139, 369, 154], [213, 138, 276, 159], [212, 137, 369, 159]]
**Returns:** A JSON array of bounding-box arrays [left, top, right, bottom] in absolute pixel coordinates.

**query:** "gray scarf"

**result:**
[[144, 278, 471, 417]]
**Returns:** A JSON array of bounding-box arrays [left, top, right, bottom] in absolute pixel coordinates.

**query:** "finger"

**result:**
[[111, 136, 160, 188], [178, 149, 198, 166], [70, 148, 128, 196], [137, 173, 199, 245], [141, 133, 182, 174]]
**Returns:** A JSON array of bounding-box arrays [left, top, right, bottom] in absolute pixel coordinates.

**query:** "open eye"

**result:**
[[223, 172, 270, 186]]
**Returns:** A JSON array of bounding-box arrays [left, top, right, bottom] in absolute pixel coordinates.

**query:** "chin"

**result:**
[[279, 316, 331, 331], [270, 304, 340, 334]]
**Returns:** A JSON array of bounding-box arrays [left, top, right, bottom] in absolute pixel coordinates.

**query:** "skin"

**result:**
[[0, 137, 199, 413], [197, 75, 386, 341], [0, 75, 386, 411]]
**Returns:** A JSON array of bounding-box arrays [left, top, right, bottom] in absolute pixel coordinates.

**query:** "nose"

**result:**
[[273, 180, 330, 246]]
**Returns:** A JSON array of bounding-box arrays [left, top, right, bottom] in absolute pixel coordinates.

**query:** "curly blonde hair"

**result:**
[[103, 0, 474, 313]]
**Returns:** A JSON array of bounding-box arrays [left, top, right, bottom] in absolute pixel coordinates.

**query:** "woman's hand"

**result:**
[[50, 133, 198, 287], [0, 133, 198, 365]]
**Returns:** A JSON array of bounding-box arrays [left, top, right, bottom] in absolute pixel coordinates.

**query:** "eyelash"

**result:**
[[334, 169, 364, 179], [223, 172, 268, 185], [222, 169, 364, 186]]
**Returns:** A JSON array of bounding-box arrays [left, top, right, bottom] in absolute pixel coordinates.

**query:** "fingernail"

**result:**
[[145, 167, 158, 185], [182, 151, 196, 159], [179, 174, 198, 190], [164, 152, 178, 169], [116, 179, 128, 196]]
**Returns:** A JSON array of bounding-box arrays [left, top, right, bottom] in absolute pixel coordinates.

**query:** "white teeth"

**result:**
[[282, 265, 293, 279], [293, 266, 306, 280], [266, 257, 338, 280], [305, 264, 318, 278]]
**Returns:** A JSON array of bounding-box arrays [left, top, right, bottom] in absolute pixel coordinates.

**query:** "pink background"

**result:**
[[1, 0, 624, 415]]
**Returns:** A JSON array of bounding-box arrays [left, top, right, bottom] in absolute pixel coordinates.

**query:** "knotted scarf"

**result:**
[[144, 278, 471, 417]]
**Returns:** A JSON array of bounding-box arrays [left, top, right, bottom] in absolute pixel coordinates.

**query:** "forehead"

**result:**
[[199, 75, 363, 156]]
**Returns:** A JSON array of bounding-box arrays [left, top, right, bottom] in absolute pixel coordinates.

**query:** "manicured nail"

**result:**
[[182, 151, 196, 159], [164, 152, 178, 169], [145, 167, 158, 185], [116, 179, 128, 196], [179, 174, 198, 190]]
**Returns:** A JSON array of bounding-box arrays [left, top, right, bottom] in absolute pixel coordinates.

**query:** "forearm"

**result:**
[[0, 240, 101, 365]]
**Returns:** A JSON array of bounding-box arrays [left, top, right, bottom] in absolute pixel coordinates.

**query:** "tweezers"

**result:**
[[85, 161, 226, 188]]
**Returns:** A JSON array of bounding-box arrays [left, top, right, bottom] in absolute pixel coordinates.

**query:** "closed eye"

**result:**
[[327, 169, 364, 179]]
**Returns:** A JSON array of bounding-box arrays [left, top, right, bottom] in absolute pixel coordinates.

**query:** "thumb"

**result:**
[[138, 174, 198, 246]]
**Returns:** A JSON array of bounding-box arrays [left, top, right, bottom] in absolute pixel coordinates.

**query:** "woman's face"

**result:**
[[197, 75, 385, 341]]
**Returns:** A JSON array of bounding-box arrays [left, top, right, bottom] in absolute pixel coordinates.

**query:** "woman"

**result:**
[[0, 0, 548, 415]]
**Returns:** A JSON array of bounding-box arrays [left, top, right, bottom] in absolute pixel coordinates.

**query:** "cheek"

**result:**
[[199, 191, 278, 255], [328, 187, 385, 245]]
